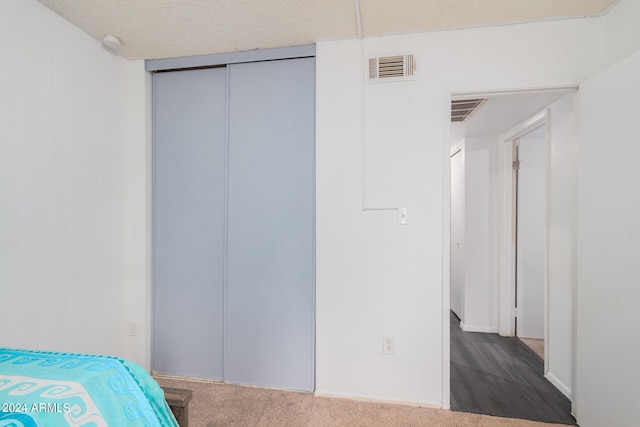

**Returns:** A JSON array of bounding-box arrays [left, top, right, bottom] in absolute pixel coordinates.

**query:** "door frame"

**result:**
[[443, 86, 577, 409], [498, 109, 548, 344], [449, 144, 464, 322]]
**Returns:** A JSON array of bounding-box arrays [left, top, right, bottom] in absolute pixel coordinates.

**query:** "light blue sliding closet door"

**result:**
[[225, 58, 315, 391], [153, 68, 227, 379]]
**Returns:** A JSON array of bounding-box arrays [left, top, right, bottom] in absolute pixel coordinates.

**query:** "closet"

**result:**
[[151, 51, 315, 392]]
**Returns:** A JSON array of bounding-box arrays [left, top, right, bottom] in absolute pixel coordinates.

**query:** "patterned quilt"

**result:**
[[0, 348, 179, 426]]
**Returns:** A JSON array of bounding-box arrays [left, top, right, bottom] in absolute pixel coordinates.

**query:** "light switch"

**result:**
[[398, 207, 408, 225]]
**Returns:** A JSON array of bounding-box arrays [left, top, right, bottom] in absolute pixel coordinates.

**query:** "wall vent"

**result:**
[[367, 54, 416, 82], [451, 99, 487, 122]]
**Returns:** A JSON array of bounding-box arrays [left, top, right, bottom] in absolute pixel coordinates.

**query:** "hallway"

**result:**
[[450, 312, 576, 425]]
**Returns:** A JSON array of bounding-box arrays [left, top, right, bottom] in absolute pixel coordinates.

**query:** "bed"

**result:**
[[0, 347, 179, 426]]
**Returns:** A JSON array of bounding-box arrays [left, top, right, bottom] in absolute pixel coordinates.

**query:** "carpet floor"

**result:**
[[156, 377, 571, 427]]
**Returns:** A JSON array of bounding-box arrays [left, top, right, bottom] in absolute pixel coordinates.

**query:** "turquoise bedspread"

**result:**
[[0, 348, 179, 427]]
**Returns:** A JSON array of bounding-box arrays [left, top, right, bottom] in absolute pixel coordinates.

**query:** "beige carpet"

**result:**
[[156, 377, 567, 427]]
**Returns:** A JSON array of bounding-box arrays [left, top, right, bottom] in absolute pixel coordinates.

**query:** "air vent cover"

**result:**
[[451, 99, 487, 122], [367, 54, 416, 82]]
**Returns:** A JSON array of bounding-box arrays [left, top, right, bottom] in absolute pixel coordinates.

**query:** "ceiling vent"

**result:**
[[366, 54, 416, 83], [451, 99, 487, 122]]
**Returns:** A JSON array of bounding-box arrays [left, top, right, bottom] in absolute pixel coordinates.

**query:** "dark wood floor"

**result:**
[[450, 311, 576, 425]]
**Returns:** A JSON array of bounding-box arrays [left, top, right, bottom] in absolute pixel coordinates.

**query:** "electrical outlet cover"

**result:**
[[383, 336, 395, 354]]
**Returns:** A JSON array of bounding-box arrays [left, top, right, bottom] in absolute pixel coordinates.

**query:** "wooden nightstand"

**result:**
[[162, 387, 193, 427]]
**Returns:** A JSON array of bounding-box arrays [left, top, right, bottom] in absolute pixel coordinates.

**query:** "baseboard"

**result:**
[[460, 321, 498, 333], [545, 371, 572, 400], [313, 391, 441, 409], [151, 372, 222, 384]]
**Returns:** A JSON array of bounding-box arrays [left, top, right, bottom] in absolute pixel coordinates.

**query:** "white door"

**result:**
[[450, 149, 464, 320], [515, 129, 546, 339]]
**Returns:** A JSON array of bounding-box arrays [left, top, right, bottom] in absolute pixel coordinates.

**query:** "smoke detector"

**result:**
[[102, 35, 122, 51]]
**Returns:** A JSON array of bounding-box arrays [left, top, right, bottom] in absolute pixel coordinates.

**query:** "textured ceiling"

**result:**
[[38, 0, 619, 60]]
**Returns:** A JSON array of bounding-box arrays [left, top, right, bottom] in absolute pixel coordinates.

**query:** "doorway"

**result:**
[[510, 123, 547, 359], [448, 88, 577, 423]]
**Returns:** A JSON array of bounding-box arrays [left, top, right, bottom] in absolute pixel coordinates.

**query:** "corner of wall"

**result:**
[[125, 59, 153, 369]]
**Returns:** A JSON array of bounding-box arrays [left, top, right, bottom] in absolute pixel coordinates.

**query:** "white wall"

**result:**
[[0, 0, 148, 366], [604, 0, 640, 67], [125, 62, 152, 367], [316, 39, 443, 403], [576, 47, 640, 427], [546, 93, 578, 400], [571, 4, 640, 424], [460, 136, 499, 333], [316, 16, 605, 406]]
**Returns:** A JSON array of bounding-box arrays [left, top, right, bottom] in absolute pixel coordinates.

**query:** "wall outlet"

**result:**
[[128, 320, 139, 336], [383, 336, 395, 354]]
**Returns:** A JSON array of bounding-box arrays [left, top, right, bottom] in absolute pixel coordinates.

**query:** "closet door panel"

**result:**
[[225, 58, 315, 391], [153, 68, 227, 379]]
